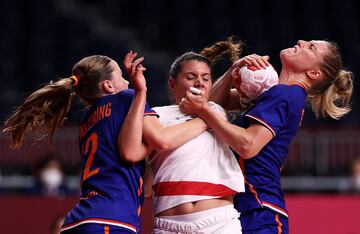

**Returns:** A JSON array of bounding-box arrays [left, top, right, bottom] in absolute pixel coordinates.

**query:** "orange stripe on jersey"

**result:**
[[153, 181, 237, 196], [137, 205, 141, 216], [238, 158, 262, 207], [138, 177, 143, 196], [245, 181, 263, 207], [275, 213, 283, 234], [104, 225, 109, 234]]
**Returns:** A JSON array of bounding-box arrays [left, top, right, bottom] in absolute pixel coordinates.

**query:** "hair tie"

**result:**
[[70, 75, 79, 87]]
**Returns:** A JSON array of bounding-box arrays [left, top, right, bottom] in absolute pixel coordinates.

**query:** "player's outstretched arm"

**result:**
[[118, 51, 149, 163]]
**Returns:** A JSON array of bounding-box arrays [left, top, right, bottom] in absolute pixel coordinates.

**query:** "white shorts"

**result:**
[[153, 205, 242, 234]]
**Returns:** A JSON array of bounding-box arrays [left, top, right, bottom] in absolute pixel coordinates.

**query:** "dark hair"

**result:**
[[169, 37, 244, 81], [200, 37, 244, 64], [3, 55, 114, 149], [167, 38, 244, 103], [169, 51, 211, 80]]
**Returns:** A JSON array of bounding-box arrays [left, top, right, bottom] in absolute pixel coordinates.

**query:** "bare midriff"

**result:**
[[156, 196, 233, 216]]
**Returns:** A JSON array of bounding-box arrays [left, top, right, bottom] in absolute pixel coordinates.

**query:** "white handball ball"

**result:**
[[232, 65, 279, 101]]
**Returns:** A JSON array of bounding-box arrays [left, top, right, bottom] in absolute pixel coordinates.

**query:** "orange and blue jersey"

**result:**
[[61, 89, 157, 233], [234, 84, 306, 231]]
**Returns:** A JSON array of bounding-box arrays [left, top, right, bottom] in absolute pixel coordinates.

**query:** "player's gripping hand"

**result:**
[[180, 87, 210, 117], [232, 54, 270, 70], [123, 51, 147, 93]]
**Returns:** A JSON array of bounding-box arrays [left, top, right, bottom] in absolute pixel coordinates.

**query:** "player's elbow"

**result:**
[[120, 149, 144, 163], [151, 138, 173, 151], [239, 149, 259, 159], [120, 154, 139, 163], [121, 154, 143, 163], [234, 138, 260, 159]]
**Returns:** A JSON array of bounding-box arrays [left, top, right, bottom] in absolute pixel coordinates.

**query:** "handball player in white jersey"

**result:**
[[145, 51, 245, 234]]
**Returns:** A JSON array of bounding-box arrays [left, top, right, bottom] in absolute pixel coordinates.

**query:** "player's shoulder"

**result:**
[[116, 89, 135, 98], [106, 89, 135, 105], [263, 84, 305, 99], [270, 84, 305, 93], [267, 84, 288, 94], [257, 84, 307, 112]]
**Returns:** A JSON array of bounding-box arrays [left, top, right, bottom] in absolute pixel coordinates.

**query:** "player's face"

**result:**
[[169, 60, 212, 104], [110, 60, 129, 93], [280, 40, 329, 74]]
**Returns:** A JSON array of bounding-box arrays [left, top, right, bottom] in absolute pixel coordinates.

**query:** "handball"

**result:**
[[232, 65, 279, 101]]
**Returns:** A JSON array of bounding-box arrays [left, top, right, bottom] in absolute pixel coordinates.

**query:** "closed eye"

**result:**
[[310, 43, 317, 51], [202, 75, 211, 81]]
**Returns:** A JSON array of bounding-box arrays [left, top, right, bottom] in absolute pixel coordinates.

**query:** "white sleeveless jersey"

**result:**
[[150, 102, 245, 215]]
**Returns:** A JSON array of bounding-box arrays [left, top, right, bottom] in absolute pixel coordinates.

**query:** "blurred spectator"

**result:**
[[28, 155, 70, 197], [339, 157, 360, 193], [350, 158, 360, 193]]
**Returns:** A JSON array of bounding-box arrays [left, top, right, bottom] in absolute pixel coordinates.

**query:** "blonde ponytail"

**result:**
[[3, 78, 75, 149], [3, 55, 114, 149], [309, 69, 353, 119], [308, 41, 354, 119]]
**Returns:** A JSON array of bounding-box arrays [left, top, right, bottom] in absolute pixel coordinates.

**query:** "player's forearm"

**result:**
[[143, 117, 207, 151], [209, 69, 233, 106], [199, 106, 257, 159], [160, 118, 207, 150], [119, 91, 148, 162]]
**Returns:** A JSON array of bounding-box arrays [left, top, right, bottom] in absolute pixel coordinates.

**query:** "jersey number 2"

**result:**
[[82, 132, 100, 181]]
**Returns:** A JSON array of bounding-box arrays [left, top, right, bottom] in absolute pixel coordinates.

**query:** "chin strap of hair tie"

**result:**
[[70, 75, 79, 87]]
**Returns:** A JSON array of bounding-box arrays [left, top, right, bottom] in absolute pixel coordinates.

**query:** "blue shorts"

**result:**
[[240, 208, 288, 234], [60, 223, 136, 234]]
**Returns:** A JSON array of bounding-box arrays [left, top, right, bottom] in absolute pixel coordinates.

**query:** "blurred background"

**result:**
[[0, 0, 359, 233]]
